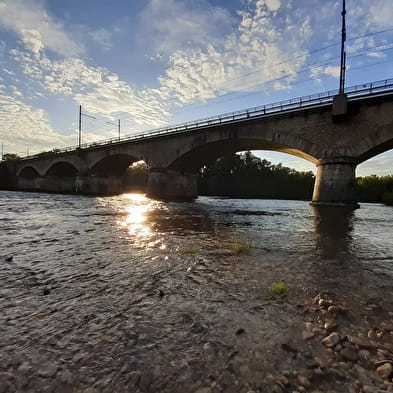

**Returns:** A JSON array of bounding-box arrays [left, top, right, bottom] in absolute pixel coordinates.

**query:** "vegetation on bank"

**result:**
[[124, 152, 393, 205], [197, 151, 315, 200], [356, 175, 393, 205]]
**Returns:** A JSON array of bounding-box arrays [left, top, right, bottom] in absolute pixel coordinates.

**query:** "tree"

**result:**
[[198, 151, 315, 200], [2, 153, 20, 161]]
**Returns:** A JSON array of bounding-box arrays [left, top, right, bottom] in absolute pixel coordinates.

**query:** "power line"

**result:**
[[171, 40, 393, 115]]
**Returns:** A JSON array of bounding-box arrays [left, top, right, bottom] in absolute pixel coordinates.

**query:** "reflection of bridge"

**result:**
[[2, 79, 393, 206]]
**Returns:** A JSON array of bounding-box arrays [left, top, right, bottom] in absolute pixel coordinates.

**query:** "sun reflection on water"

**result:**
[[118, 193, 154, 240]]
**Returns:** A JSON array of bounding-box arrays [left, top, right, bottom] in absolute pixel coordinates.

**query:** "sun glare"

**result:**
[[115, 193, 154, 240]]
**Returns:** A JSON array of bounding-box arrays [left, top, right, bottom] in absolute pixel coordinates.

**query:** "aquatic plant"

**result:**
[[268, 282, 288, 297], [230, 236, 250, 255]]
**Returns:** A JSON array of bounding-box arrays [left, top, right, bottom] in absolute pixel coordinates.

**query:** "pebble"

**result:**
[[327, 305, 340, 314], [324, 322, 337, 331], [297, 375, 311, 388], [302, 331, 315, 340], [377, 363, 393, 380], [17, 362, 31, 375], [194, 388, 212, 393], [82, 389, 98, 393], [126, 370, 141, 386], [340, 347, 359, 362], [347, 335, 373, 348], [42, 287, 51, 295], [37, 364, 58, 378], [318, 299, 332, 308], [358, 350, 371, 363], [362, 385, 377, 393], [322, 332, 340, 348]]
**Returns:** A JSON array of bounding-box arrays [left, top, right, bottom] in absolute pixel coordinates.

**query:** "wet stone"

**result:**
[[324, 322, 338, 331], [322, 332, 340, 348], [340, 347, 359, 362], [377, 363, 393, 380], [358, 350, 371, 363], [194, 388, 212, 393], [37, 364, 58, 378], [297, 374, 311, 388], [347, 335, 373, 348], [302, 331, 315, 340], [318, 299, 333, 308]]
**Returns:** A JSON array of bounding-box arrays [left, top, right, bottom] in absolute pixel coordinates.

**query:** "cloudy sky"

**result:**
[[0, 0, 393, 176]]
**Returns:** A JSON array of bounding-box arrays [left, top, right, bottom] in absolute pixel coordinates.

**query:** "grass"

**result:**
[[229, 236, 250, 255], [267, 282, 288, 297], [180, 247, 201, 254]]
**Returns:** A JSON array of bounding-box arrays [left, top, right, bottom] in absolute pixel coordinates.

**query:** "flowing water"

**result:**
[[0, 191, 392, 393]]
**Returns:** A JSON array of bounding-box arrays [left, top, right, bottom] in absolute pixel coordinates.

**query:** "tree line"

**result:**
[[356, 175, 393, 205], [197, 151, 315, 200]]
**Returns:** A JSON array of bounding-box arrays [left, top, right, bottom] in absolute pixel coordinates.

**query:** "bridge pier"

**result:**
[[75, 174, 124, 195], [312, 158, 359, 208], [147, 169, 197, 200]]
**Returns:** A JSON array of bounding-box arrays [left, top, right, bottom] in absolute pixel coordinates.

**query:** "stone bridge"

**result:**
[[2, 81, 393, 207]]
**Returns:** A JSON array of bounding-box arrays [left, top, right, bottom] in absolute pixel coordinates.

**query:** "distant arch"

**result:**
[[46, 162, 78, 177], [18, 166, 40, 179], [90, 154, 142, 175]]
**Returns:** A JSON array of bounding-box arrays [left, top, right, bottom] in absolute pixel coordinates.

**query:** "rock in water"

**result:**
[[322, 332, 340, 348], [376, 362, 393, 379]]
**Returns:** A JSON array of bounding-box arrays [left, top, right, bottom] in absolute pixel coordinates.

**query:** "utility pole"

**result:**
[[339, 0, 347, 95], [333, 0, 348, 118], [78, 105, 82, 148], [1, 142, 3, 161], [78, 105, 96, 148], [107, 119, 121, 141]]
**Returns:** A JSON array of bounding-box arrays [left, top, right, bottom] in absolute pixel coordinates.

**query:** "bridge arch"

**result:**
[[89, 154, 145, 175], [18, 166, 40, 179], [357, 136, 393, 164], [46, 162, 78, 177], [166, 136, 318, 173]]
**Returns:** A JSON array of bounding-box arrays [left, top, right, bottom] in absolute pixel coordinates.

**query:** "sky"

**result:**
[[0, 0, 393, 176]]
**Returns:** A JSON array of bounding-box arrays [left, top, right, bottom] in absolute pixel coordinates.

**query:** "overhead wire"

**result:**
[[171, 32, 393, 114]]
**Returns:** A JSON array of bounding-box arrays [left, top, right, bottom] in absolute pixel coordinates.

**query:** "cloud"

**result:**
[[139, 0, 235, 55], [0, 86, 72, 155], [10, 49, 170, 127], [0, 84, 115, 155], [151, 0, 312, 105], [324, 65, 340, 78], [89, 28, 113, 51], [357, 153, 393, 177], [0, 0, 83, 56]]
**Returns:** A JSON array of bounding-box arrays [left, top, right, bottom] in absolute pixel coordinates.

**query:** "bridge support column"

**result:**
[[312, 158, 359, 208], [147, 169, 197, 200], [75, 174, 124, 195]]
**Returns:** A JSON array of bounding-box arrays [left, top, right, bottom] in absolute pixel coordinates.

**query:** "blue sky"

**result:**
[[1, 0, 393, 176]]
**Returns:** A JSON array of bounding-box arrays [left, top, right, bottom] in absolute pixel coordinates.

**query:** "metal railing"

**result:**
[[21, 78, 393, 160]]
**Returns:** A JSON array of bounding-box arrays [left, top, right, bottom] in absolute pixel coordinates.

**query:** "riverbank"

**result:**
[[1, 247, 392, 393]]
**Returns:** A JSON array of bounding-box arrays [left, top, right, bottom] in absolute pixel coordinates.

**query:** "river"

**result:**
[[0, 191, 392, 393]]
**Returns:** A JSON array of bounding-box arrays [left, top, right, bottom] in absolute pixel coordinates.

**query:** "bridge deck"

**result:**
[[20, 78, 393, 160]]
